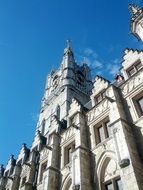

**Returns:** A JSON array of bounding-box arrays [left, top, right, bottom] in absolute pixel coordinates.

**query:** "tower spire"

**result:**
[[63, 39, 74, 56], [129, 4, 139, 15], [66, 39, 71, 49], [129, 4, 143, 41]]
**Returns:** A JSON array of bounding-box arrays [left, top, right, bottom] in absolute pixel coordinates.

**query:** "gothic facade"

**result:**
[[1, 5, 143, 190]]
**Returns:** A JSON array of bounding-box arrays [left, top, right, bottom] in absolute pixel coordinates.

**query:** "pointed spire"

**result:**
[[8, 154, 16, 166], [83, 57, 87, 65], [129, 4, 139, 15], [63, 39, 74, 56], [66, 39, 71, 49]]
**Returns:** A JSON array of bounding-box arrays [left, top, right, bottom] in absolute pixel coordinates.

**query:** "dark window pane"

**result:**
[[56, 106, 60, 120], [67, 147, 72, 163], [41, 120, 45, 135], [98, 126, 105, 142], [105, 121, 111, 137], [138, 97, 143, 113], [95, 94, 102, 103], [128, 67, 135, 76], [136, 62, 142, 70], [116, 179, 123, 190], [105, 182, 113, 190]]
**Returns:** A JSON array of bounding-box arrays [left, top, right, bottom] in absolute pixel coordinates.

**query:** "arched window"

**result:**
[[62, 176, 72, 190], [100, 157, 123, 190], [41, 119, 46, 135], [56, 105, 60, 120]]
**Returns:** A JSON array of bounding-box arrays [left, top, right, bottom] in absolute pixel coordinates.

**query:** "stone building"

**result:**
[[0, 5, 143, 190], [130, 4, 143, 41]]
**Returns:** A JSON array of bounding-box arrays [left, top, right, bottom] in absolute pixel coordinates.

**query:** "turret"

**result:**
[[129, 4, 143, 40], [62, 40, 75, 68]]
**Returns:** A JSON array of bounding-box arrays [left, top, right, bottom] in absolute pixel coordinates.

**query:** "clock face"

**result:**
[[76, 70, 85, 85], [52, 75, 59, 89]]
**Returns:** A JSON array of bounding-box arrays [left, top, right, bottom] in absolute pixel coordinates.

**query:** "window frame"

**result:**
[[132, 92, 143, 118], [64, 141, 75, 165], [41, 119, 46, 135], [94, 118, 110, 145], [137, 97, 143, 115], [94, 90, 106, 105], [104, 177, 123, 190], [127, 60, 143, 77]]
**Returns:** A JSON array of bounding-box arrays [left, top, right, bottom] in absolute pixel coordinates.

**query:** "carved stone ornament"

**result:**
[[119, 158, 130, 168], [87, 99, 109, 123], [122, 71, 143, 96], [61, 126, 75, 143]]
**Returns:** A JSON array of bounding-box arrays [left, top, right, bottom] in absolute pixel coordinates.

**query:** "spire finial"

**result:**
[[83, 57, 87, 64], [66, 39, 71, 49], [129, 4, 140, 15], [63, 39, 74, 56]]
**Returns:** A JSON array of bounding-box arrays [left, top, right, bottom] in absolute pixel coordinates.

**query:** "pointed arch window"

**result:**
[[100, 157, 123, 190]]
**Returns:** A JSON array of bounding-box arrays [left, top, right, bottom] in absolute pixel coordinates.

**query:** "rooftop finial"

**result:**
[[66, 39, 71, 49], [129, 4, 140, 15], [83, 57, 87, 65], [63, 39, 74, 56]]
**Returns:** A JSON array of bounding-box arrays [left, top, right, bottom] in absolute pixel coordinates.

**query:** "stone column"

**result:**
[[43, 132, 60, 190], [72, 112, 93, 190]]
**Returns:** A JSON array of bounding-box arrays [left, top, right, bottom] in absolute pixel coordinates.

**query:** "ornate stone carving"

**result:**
[[119, 158, 130, 168], [122, 70, 143, 96], [40, 148, 49, 161], [87, 99, 109, 123], [61, 126, 75, 143], [21, 165, 30, 178]]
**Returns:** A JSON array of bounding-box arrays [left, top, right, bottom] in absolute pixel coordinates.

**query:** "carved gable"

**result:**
[[122, 49, 143, 70], [92, 76, 110, 96], [68, 98, 82, 117]]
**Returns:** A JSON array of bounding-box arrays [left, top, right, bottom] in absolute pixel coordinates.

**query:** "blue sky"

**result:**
[[0, 0, 143, 165]]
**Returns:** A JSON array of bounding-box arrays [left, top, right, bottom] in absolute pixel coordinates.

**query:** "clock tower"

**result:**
[[35, 41, 93, 137]]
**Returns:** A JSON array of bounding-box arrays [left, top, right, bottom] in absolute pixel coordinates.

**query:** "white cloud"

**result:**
[[84, 48, 93, 55], [107, 62, 120, 76], [83, 47, 103, 70], [84, 48, 98, 58], [113, 58, 120, 64], [110, 65, 120, 75], [93, 60, 103, 69], [96, 70, 103, 76], [84, 57, 91, 66], [79, 47, 120, 78]]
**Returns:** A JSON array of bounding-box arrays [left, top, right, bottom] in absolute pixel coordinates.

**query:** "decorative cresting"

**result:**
[[121, 69, 143, 96], [61, 125, 75, 143], [129, 4, 141, 20], [87, 98, 109, 123], [120, 49, 143, 96]]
